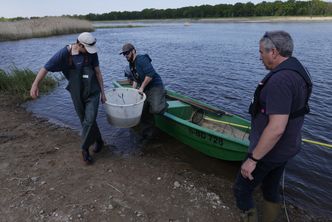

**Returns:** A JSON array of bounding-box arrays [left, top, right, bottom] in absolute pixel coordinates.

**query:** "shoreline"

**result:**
[[93, 16, 332, 24], [197, 16, 332, 23], [1, 16, 331, 41], [1, 94, 330, 221]]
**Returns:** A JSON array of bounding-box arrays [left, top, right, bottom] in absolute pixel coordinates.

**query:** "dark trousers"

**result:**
[[233, 159, 287, 211], [67, 67, 102, 151], [71, 91, 102, 151], [140, 86, 168, 138]]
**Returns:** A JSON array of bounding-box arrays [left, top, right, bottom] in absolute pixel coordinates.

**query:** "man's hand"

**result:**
[[132, 81, 137, 89], [30, 84, 39, 99], [101, 92, 107, 104], [240, 158, 257, 180], [138, 87, 144, 94], [30, 67, 48, 99]]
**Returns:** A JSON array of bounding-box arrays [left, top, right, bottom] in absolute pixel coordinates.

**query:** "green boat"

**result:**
[[113, 79, 250, 161]]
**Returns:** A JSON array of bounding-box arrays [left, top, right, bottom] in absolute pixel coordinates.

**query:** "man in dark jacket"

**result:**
[[120, 43, 168, 141], [233, 31, 312, 222]]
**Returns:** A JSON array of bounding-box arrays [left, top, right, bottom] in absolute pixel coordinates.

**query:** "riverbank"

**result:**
[[197, 16, 332, 23], [93, 16, 332, 24], [1, 94, 329, 221], [1, 16, 331, 42]]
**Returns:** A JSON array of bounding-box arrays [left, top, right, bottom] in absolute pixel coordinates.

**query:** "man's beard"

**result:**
[[127, 54, 133, 62]]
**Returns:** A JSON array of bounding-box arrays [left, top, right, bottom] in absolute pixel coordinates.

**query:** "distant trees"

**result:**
[[3, 0, 332, 21], [71, 0, 332, 21]]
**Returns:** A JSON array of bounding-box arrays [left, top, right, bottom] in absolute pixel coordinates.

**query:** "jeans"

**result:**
[[233, 159, 287, 211]]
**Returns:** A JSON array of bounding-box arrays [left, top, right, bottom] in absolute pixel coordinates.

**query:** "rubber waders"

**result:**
[[262, 200, 280, 222], [240, 208, 258, 222]]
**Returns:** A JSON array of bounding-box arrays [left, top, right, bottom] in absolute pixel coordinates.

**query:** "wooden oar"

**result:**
[[166, 92, 229, 116], [302, 139, 332, 148], [204, 117, 250, 129]]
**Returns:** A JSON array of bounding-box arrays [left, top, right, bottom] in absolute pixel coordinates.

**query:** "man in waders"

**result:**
[[30, 32, 106, 165], [233, 31, 312, 222], [120, 43, 168, 143]]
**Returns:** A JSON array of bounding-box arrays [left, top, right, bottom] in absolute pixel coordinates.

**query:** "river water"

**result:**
[[0, 21, 331, 218]]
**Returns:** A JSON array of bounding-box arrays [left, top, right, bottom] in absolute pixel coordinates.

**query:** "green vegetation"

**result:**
[[0, 17, 93, 42], [71, 0, 332, 21], [0, 68, 57, 102]]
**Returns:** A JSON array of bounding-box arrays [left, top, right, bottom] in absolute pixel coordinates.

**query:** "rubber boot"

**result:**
[[82, 150, 93, 165], [240, 208, 258, 222], [262, 200, 280, 222], [93, 139, 104, 153]]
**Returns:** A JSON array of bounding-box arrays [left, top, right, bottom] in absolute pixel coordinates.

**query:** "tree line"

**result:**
[[77, 0, 332, 21], [1, 0, 331, 22]]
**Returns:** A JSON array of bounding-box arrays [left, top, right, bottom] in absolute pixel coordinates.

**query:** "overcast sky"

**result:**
[[0, 0, 277, 18]]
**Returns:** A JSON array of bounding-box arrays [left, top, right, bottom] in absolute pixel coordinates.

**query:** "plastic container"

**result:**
[[104, 88, 146, 128]]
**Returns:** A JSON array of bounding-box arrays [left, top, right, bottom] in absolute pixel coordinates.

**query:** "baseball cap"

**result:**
[[77, 32, 97, 54], [120, 43, 135, 55]]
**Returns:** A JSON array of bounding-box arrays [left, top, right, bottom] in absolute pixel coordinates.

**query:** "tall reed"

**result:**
[[0, 68, 57, 101], [0, 17, 94, 41]]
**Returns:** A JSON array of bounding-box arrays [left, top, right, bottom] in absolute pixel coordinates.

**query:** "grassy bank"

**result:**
[[0, 68, 57, 102], [0, 17, 94, 42]]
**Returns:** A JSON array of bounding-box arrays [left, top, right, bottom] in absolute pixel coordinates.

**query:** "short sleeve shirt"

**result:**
[[249, 70, 308, 162], [44, 46, 99, 78]]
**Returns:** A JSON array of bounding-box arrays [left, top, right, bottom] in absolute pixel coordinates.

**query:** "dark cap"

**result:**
[[120, 43, 135, 55]]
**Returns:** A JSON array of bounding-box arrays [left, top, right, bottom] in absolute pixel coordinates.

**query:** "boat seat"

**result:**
[[167, 100, 190, 109], [167, 100, 192, 120]]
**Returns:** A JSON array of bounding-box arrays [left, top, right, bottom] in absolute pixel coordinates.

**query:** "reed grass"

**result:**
[[0, 68, 57, 102], [0, 17, 94, 41]]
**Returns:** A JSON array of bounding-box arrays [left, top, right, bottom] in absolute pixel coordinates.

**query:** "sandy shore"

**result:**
[[195, 16, 332, 23], [94, 16, 332, 24], [0, 94, 329, 221]]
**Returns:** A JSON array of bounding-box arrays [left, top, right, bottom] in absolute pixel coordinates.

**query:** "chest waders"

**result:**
[[66, 66, 102, 151]]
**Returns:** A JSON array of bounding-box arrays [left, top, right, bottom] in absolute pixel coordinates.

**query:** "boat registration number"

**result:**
[[188, 128, 224, 145]]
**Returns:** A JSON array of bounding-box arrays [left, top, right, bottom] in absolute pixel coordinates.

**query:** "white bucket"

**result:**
[[104, 88, 146, 128]]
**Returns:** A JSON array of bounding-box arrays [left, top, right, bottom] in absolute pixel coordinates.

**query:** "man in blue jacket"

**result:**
[[120, 43, 168, 141], [233, 31, 312, 222]]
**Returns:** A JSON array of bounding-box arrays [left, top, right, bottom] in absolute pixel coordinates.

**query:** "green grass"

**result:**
[[0, 68, 57, 102]]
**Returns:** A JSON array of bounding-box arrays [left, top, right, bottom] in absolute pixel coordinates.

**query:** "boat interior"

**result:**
[[166, 100, 249, 141]]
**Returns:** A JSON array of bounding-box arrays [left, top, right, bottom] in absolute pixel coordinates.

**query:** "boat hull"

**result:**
[[113, 80, 249, 161], [155, 113, 248, 161]]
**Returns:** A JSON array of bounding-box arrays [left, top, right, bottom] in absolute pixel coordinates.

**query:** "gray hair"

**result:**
[[260, 31, 293, 57]]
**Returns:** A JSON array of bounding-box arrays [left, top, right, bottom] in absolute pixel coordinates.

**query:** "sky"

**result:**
[[0, 0, 276, 18]]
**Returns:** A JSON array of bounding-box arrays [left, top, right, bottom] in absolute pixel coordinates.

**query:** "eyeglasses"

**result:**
[[263, 32, 278, 50], [122, 50, 131, 56]]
